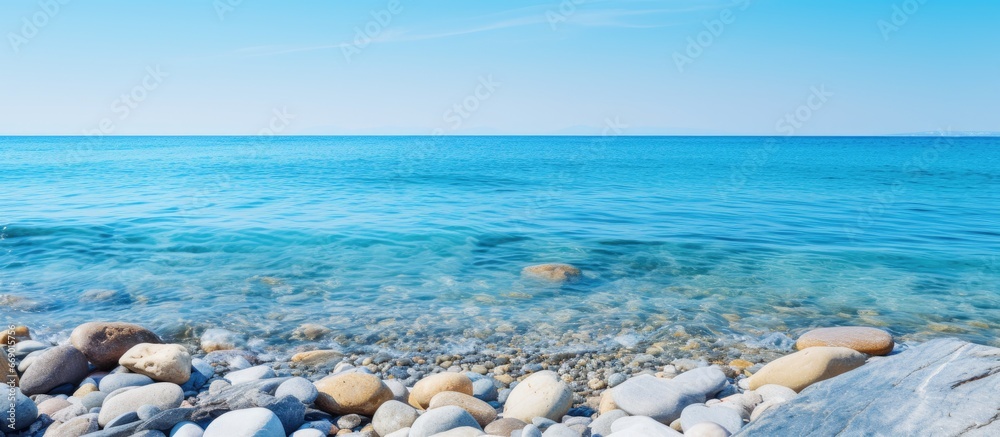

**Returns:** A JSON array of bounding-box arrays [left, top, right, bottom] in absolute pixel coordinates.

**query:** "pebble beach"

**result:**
[[1, 320, 890, 437]]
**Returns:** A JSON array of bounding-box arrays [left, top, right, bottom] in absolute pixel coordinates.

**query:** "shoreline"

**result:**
[[7, 319, 993, 437]]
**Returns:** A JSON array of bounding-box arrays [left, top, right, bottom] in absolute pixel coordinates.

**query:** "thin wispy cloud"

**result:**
[[231, 2, 725, 58]]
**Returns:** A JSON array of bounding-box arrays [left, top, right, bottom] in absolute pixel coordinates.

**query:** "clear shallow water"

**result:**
[[2, 136, 999, 353]]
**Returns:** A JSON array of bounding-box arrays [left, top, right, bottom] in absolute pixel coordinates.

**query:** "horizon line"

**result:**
[[2, 135, 999, 139]]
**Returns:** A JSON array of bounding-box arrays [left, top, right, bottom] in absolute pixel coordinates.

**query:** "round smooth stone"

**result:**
[[521, 263, 581, 281], [36, 397, 72, 416], [83, 391, 109, 410], [19, 345, 90, 396], [609, 416, 678, 436], [680, 404, 743, 435], [224, 365, 276, 385], [14, 340, 48, 359], [98, 382, 184, 427], [672, 367, 727, 401], [70, 322, 162, 369], [100, 373, 155, 393], [754, 384, 797, 404], [471, 377, 498, 402], [518, 424, 543, 437], [3, 388, 38, 431], [336, 414, 362, 430], [796, 327, 894, 356], [372, 400, 419, 437], [432, 427, 486, 436], [203, 407, 285, 437], [170, 421, 205, 437], [589, 409, 628, 437], [54, 413, 101, 436], [275, 377, 319, 404], [540, 424, 578, 437], [502, 371, 573, 423], [383, 379, 410, 402], [105, 411, 141, 428], [428, 391, 497, 427], [313, 372, 393, 416], [747, 347, 866, 392], [137, 404, 163, 420], [409, 372, 474, 409], [484, 418, 527, 436], [685, 422, 732, 437], [409, 406, 482, 437]]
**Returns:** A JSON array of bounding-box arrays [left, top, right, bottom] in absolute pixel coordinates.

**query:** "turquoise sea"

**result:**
[[2, 136, 999, 353]]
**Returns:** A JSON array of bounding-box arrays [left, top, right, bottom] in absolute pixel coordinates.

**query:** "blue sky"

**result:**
[[1, 0, 997, 135]]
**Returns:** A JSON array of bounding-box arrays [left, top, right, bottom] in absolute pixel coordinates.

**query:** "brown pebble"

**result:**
[[796, 326, 894, 356], [1, 325, 31, 345], [73, 383, 99, 398], [729, 359, 753, 369]]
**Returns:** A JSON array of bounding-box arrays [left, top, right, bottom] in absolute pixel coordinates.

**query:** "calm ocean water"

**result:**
[[2, 136, 999, 353]]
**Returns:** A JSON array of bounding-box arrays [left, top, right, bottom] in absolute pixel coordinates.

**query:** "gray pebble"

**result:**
[[52, 413, 100, 436], [137, 404, 163, 420], [498, 388, 512, 404], [51, 403, 88, 422], [19, 345, 90, 396], [409, 406, 481, 437], [338, 413, 363, 430], [224, 365, 276, 385], [13, 340, 48, 358], [181, 358, 215, 392], [372, 400, 418, 437], [170, 421, 205, 437], [203, 408, 285, 437], [300, 419, 335, 433], [566, 406, 595, 417], [105, 411, 140, 428], [275, 377, 319, 404], [541, 423, 580, 437], [383, 379, 409, 403], [607, 373, 627, 388], [193, 358, 215, 376], [137, 407, 195, 431], [680, 403, 744, 435], [208, 379, 231, 395], [50, 382, 78, 395], [516, 424, 543, 437], [588, 409, 628, 437], [472, 378, 498, 402], [562, 417, 591, 427], [100, 373, 155, 393], [533, 417, 557, 430], [755, 384, 797, 404], [4, 388, 38, 431], [261, 393, 307, 434]]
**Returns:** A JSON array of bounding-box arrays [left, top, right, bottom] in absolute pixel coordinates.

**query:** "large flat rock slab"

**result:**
[[738, 338, 1000, 436]]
